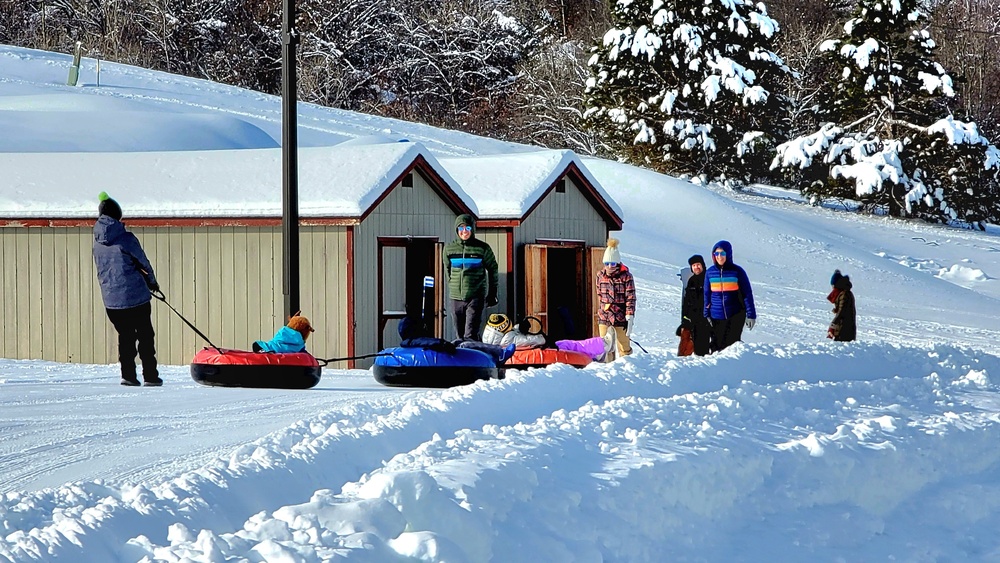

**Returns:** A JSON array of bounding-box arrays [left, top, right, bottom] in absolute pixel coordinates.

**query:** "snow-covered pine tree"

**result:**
[[583, 0, 792, 184], [771, 0, 1000, 228]]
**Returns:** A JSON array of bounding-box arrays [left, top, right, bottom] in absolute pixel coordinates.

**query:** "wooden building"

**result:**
[[440, 150, 624, 342], [0, 142, 622, 369]]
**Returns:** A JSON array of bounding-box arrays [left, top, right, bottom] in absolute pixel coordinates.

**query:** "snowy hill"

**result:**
[[2, 45, 1000, 561]]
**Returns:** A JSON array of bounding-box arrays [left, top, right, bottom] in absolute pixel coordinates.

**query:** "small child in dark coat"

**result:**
[[827, 270, 856, 342]]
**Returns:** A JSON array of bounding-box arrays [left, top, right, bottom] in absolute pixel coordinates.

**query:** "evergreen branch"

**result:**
[[843, 111, 878, 131], [885, 118, 927, 133]]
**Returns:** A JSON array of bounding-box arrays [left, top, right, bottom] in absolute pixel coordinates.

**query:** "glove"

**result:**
[[746, 317, 756, 330], [625, 314, 635, 338], [147, 281, 160, 293], [486, 294, 499, 307], [675, 325, 684, 337]]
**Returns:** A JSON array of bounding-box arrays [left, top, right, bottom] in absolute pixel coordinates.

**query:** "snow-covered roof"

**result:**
[[0, 140, 478, 219], [439, 149, 623, 225]]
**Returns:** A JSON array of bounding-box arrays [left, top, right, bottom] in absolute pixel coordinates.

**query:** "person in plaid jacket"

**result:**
[[596, 238, 636, 360]]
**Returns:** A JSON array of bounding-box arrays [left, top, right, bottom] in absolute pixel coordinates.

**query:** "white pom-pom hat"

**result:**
[[603, 238, 621, 264]]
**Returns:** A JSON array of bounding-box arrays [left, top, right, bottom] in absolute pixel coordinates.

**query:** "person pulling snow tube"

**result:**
[[190, 347, 322, 389], [372, 347, 498, 388]]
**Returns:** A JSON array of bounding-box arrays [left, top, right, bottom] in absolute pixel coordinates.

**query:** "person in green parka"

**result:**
[[443, 214, 499, 341]]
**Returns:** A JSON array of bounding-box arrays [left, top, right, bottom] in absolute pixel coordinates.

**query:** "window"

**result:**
[[556, 179, 566, 193], [402, 173, 414, 188]]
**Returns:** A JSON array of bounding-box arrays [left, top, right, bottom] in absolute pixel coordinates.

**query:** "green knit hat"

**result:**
[[98, 191, 122, 220]]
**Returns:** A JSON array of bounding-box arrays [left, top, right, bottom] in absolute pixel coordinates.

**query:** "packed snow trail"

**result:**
[[3, 342, 999, 561]]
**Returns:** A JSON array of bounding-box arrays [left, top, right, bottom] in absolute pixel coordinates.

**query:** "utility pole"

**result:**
[[282, 0, 300, 319]]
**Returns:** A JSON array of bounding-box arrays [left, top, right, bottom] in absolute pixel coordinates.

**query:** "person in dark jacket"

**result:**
[[680, 254, 712, 356], [596, 238, 636, 360], [92, 192, 162, 386], [397, 316, 515, 365], [442, 214, 499, 341], [703, 240, 757, 352], [827, 269, 857, 341]]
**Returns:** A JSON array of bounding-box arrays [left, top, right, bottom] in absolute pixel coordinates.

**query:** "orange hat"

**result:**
[[287, 315, 315, 340]]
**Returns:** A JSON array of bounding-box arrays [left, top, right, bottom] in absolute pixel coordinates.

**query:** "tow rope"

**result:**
[[150, 289, 224, 354]]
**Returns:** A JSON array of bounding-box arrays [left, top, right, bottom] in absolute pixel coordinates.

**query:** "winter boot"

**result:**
[[597, 330, 617, 363], [143, 368, 163, 386], [499, 342, 517, 363]]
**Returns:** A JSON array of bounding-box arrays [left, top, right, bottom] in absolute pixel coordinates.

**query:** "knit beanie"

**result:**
[[98, 191, 122, 221], [603, 238, 622, 264], [287, 315, 315, 341], [486, 313, 512, 333], [688, 254, 706, 268], [830, 269, 844, 286]]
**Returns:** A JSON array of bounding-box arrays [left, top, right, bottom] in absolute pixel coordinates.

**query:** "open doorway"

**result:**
[[547, 247, 584, 341], [377, 237, 442, 350], [523, 242, 587, 341]]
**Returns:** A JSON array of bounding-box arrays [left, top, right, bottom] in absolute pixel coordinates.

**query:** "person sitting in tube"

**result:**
[[397, 316, 515, 364], [253, 314, 315, 353]]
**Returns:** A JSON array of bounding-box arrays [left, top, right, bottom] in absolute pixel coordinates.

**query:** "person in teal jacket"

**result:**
[[253, 315, 315, 353], [442, 214, 499, 341]]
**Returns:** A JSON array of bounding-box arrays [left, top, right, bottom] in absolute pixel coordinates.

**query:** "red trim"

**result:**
[[377, 236, 438, 244], [477, 219, 520, 228], [519, 163, 623, 230], [0, 217, 359, 228], [0, 219, 94, 228], [346, 226, 356, 369], [302, 218, 359, 226], [415, 155, 476, 215], [377, 241, 385, 351], [567, 162, 624, 230], [359, 156, 475, 222], [534, 238, 585, 248], [505, 227, 515, 314]]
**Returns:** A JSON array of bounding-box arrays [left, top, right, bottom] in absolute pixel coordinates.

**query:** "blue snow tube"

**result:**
[[372, 347, 498, 388]]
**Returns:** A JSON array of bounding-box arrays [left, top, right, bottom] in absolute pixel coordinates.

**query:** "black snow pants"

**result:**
[[710, 310, 746, 353], [106, 302, 158, 381], [692, 317, 713, 356]]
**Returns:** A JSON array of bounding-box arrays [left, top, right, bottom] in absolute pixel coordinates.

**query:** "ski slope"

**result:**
[[2, 45, 1000, 561]]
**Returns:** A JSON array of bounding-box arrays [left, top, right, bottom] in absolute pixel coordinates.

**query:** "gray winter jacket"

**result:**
[[93, 215, 158, 309]]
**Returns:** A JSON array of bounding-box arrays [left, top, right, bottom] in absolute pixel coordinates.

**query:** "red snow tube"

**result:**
[[190, 348, 322, 389], [504, 348, 592, 370]]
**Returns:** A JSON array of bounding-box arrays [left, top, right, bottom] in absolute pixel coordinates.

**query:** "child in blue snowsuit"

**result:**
[[254, 315, 315, 353]]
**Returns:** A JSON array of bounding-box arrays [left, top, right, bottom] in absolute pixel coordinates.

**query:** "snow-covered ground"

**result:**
[[3, 45, 1000, 562]]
